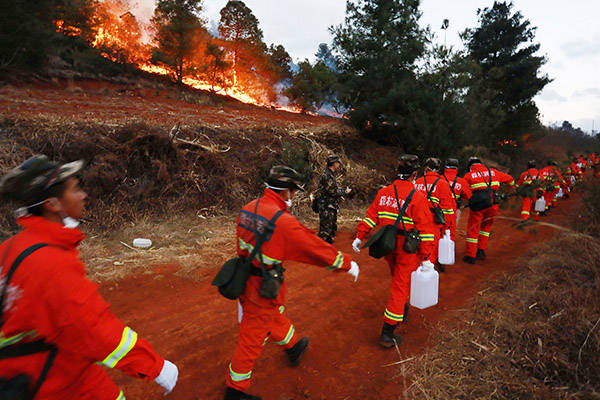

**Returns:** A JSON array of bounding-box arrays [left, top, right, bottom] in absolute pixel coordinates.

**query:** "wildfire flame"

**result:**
[[54, 2, 305, 114]]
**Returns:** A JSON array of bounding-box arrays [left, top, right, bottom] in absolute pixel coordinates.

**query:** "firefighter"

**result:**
[[516, 160, 542, 221], [413, 158, 455, 271], [578, 154, 587, 173], [462, 157, 515, 264], [351, 155, 436, 347], [0, 155, 178, 400], [567, 157, 582, 188], [540, 161, 559, 211], [225, 165, 359, 400], [442, 158, 472, 241], [315, 155, 352, 244]]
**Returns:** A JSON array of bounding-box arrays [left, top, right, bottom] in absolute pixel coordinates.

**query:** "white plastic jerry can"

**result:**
[[556, 188, 563, 198], [410, 261, 439, 309], [438, 229, 455, 265], [534, 197, 546, 212]]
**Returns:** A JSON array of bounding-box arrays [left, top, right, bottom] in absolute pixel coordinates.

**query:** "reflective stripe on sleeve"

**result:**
[[101, 327, 138, 368], [115, 391, 125, 400], [275, 325, 295, 345], [0, 331, 36, 349], [229, 364, 252, 382], [327, 251, 344, 271], [363, 218, 376, 228]]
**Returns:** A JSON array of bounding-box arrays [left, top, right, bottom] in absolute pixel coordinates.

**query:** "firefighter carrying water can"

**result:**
[[516, 160, 542, 222]]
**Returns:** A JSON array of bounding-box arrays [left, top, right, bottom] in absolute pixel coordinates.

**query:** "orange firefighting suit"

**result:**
[[443, 168, 472, 240], [355, 180, 436, 326], [227, 188, 353, 392], [414, 171, 455, 263], [0, 216, 164, 400], [516, 168, 541, 221], [463, 164, 515, 258], [567, 162, 582, 187], [540, 166, 560, 209]]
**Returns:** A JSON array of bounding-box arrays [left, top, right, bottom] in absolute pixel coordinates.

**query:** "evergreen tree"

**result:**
[[203, 41, 231, 92], [463, 1, 551, 145], [315, 43, 337, 71], [286, 59, 337, 113], [150, 0, 206, 84], [267, 44, 292, 81]]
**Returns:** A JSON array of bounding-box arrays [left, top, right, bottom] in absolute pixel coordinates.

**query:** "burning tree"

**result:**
[[202, 41, 231, 92]]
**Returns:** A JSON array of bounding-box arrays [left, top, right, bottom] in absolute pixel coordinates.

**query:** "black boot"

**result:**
[[224, 387, 262, 400], [285, 337, 309, 366], [435, 261, 445, 273], [463, 255, 476, 264], [476, 249, 486, 260], [379, 322, 402, 348]]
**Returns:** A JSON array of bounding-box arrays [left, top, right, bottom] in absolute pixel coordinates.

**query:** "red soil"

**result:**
[[100, 195, 580, 400]]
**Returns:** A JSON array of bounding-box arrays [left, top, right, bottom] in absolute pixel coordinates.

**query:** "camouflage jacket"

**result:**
[[317, 168, 345, 210]]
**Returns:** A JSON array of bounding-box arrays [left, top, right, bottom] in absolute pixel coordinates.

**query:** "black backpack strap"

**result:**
[[424, 176, 442, 206], [486, 167, 493, 190], [393, 185, 416, 232], [254, 210, 284, 269]]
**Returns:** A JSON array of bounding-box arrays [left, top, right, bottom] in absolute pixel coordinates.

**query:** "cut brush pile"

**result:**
[[405, 232, 600, 399]]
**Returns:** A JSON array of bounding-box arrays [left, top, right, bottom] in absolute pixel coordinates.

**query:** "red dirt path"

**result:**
[[100, 194, 581, 400]]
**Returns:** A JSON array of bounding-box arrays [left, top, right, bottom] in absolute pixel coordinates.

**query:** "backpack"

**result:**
[[468, 167, 495, 211], [0, 243, 57, 400]]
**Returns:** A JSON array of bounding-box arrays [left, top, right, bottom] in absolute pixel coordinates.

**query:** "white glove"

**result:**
[[347, 261, 360, 282], [352, 238, 362, 253], [420, 260, 435, 271], [155, 360, 178, 395]]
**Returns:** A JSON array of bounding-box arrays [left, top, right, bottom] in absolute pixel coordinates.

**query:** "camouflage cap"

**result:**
[[424, 157, 442, 171], [326, 155, 341, 166], [0, 155, 85, 202], [266, 165, 305, 192], [445, 158, 459, 168], [397, 154, 420, 175]]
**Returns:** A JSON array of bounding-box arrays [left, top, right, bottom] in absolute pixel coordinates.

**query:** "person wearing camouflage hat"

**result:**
[[314, 155, 352, 244], [224, 164, 359, 400], [352, 155, 437, 348], [0, 155, 179, 399]]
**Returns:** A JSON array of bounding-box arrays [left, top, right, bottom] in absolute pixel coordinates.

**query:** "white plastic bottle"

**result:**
[[534, 197, 546, 212], [438, 229, 455, 265], [410, 261, 439, 309]]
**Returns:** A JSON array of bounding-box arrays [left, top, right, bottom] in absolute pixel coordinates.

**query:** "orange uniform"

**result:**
[[356, 179, 436, 325], [227, 188, 352, 392], [539, 166, 559, 209], [443, 168, 472, 240], [516, 168, 541, 221], [463, 164, 514, 258], [0, 217, 164, 400], [414, 171, 455, 263]]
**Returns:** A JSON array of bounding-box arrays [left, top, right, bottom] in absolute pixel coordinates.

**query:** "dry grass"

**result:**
[[404, 233, 600, 399]]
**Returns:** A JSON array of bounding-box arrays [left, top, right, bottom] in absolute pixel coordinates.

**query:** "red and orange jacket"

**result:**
[[568, 162, 582, 177], [414, 171, 455, 230], [442, 168, 472, 210], [0, 217, 164, 399], [463, 163, 515, 193], [540, 166, 561, 190], [237, 188, 352, 308], [356, 179, 436, 260], [516, 168, 540, 187]]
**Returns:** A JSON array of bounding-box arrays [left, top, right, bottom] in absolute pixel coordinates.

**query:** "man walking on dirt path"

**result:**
[[224, 165, 359, 400], [316, 155, 352, 243], [414, 158, 455, 271], [352, 155, 436, 348], [516, 160, 542, 222], [462, 157, 515, 264], [0, 155, 178, 400], [442, 158, 472, 241]]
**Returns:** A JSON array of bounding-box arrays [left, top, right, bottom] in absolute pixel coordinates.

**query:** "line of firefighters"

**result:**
[[0, 152, 599, 400]]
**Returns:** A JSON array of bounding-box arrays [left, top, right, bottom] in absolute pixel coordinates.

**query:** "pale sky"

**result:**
[[130, 0, 600, 133]]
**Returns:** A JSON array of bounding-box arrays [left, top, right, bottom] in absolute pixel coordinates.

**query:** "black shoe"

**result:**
[[463, 256, 476, 264], [224, 387, 262, 400], [540, 211, 547, 216], [379, 322, 402, 348], [435, 261, 445, 273], [476, 249, 486, 260], [285, 337, 309, 366]]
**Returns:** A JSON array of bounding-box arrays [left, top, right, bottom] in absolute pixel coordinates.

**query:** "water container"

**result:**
[[556, 188, 563, 198], [438, 229, 455, 265], [133, 238, 152, 249], [410, 261, 439, 309], [534, 197, 546, 212]]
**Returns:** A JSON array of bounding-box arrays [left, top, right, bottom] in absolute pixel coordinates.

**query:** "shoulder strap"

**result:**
[[393, 185, 416, 231], [424, 176, 442, 203], [247, 198, 284, 267]]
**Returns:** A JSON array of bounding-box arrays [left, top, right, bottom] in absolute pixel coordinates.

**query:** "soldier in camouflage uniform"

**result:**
[[316, 155, 352, 243]]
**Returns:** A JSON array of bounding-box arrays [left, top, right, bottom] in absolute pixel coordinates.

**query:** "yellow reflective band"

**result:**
[[275, 325, 295, 345], [238, 238, 282, 265], [279, 305, 285, 314], [521, 211, 530, 215], [327, 251, 344, 271], [0, 331, 36, 349], [479, 231, 490, 237], [442, 209, 454, 214], [466, 238, 478, 243], [470, 183, 488, 189], [263, 337, 269, 346], [419, 234, 434, 241], [492, 181, 500, 186], [229, 364, 252, 382], [115, 391, 125, 400], [378, 211, 398, 219], [101, 327, 138, 368], [384, 309, 403, 322], [363, 218, 376, 228]]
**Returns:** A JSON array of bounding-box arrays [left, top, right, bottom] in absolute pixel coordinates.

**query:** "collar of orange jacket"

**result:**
[[17, 215, 85, 249], [262, 187, 288, 210]]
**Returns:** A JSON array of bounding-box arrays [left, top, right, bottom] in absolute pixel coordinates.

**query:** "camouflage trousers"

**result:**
[[318, 207, 338, 244]]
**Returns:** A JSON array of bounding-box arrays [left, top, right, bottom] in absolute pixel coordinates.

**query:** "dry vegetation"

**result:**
[[405, 232, 600, 399]]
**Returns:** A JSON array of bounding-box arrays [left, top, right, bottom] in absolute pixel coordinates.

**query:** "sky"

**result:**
[[130, 0, 600, 134]]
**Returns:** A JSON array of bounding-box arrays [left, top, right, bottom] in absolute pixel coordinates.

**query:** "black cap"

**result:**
[[326, 155, 341, 166], [266, 165, 305, 191], [0, 155, 85, 203], [424, 157, 442, 171], [445, 158, 459, 168], [397, 154, 420, 176], [468, 157, 481, 168], [528, 160, 536, 168]]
